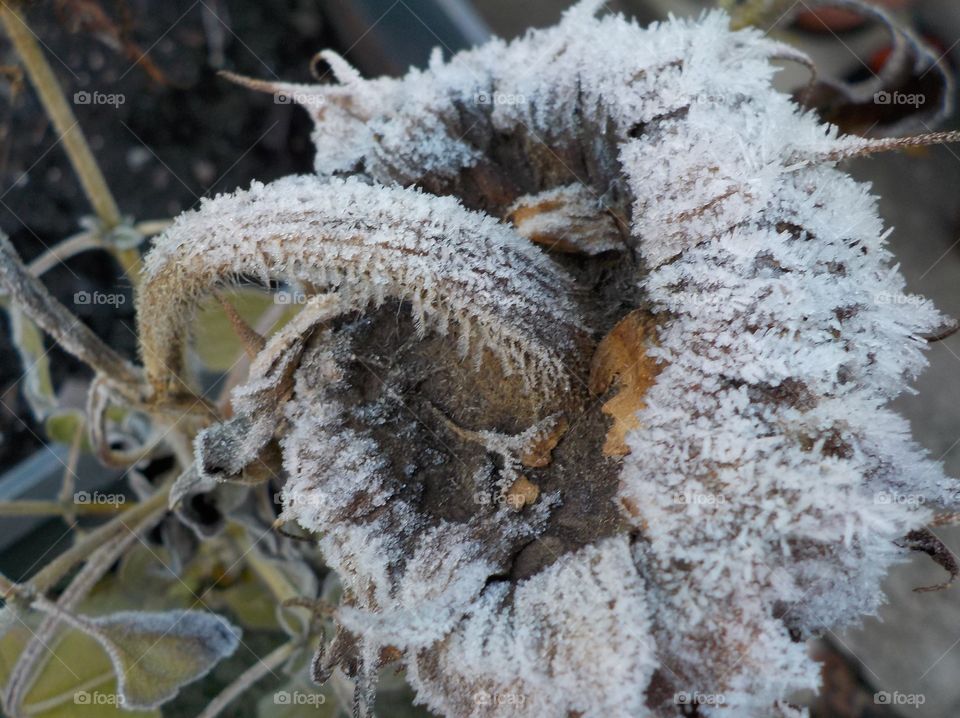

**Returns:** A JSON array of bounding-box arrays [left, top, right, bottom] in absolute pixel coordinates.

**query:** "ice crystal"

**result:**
[[139, 175, 583, 396]]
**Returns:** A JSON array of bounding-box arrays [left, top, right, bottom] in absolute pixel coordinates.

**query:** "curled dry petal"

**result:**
[[138, 175, 586, 400]]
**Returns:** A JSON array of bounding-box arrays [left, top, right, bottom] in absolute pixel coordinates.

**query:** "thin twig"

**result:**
[[0, 2, 138, 280], [24, 231, 100, 278], [27, 483, 170, 594], [0, 500, 127, 517], [0, 233, 143, 394], [195, 639, 299, 718]]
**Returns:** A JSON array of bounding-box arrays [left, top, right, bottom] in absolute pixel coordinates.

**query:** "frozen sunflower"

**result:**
[[136, 2, 960, 715]]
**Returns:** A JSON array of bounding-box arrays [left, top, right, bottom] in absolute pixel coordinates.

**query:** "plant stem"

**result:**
[[0, 2, 140, 282], [24, 231, 99, 278], [27, 484, 170, 595], [0, 233, 143, 394], [196, 639, 299, 718], [0, 500, 128, 517]]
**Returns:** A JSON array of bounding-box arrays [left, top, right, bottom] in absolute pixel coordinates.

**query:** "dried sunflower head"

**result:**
[[138, 2, 959, 715]]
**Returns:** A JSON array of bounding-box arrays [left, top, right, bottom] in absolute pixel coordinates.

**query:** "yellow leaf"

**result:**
[[0, 616, 159, 717], [192, 287, 299, 371]]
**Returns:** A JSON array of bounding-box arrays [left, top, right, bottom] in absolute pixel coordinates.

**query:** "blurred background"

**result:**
[[0, 1, 959, 716]]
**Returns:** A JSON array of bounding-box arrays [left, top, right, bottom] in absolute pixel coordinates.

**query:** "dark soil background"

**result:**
[[0, 0, 328, 467]]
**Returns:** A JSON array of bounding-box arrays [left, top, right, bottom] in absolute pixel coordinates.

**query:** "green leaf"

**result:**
[[44, 410, 90, 450], [0, 614, 159, 717], [84, 610, 242, 709], [192, 288, 298, 371], [9, 307, 57, 419]]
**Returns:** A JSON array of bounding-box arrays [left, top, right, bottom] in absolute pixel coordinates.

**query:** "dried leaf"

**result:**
[[196, 296, 339, 483], [505, 476, 540, 511], [899, 528, 959, 592], [507, 185, 624, 255], [589, 311, 661, 456]]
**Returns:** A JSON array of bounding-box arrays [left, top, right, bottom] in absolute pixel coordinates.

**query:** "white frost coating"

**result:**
[[280, 3, 954, 713], [278, 340, 546, 655], [405, 537, 656, 718], [139, 175, 583, 391], [137, 1, 960, 715]]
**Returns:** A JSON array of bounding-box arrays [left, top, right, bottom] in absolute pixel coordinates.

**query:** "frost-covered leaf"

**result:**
[[31, 608, 242, 710], [92, 610, 240, 709], [139, 177, 585, 399], [0, 615, 159, 717]]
